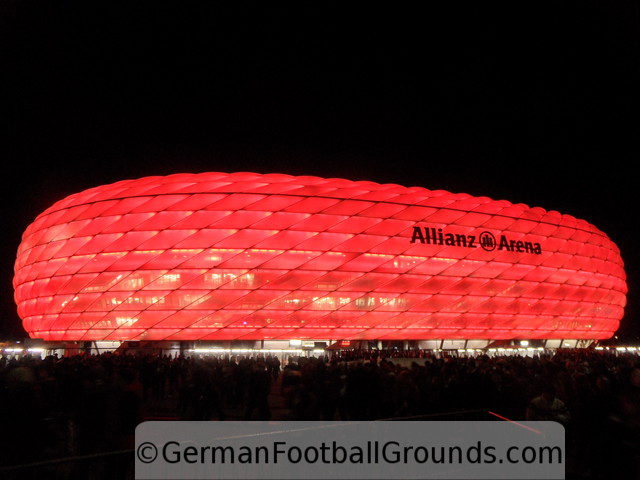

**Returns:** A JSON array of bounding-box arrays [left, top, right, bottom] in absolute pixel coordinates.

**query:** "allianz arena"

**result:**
[[13, 172, 627, 350]]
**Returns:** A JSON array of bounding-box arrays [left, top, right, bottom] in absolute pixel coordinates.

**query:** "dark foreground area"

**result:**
[[1, 348, 639, 479]]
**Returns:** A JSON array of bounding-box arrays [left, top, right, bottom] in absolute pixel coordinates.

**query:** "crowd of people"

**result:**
[[1, 347, 639, 478]]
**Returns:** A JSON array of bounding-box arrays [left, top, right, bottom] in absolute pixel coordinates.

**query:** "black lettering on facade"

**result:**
[[455, 234, 467, 247], [411, 226, 425, 243], [467, 235, 476, 248], [499, 235, 510, 251], [410, 226, 542, 255], [444, 233, 456, 246]]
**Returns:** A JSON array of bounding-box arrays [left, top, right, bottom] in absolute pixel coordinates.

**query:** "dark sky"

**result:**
[[1, 2, 638, 340]]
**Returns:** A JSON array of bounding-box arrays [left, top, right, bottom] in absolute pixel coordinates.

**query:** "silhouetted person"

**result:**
[[244, 361, 271, 420], [526, 384, 571, 425]]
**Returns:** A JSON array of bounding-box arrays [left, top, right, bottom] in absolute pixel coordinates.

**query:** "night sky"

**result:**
[[1, 3, 638, 341]]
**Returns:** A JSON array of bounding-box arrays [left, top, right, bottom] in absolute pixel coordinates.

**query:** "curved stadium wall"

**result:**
[[13, 172, 627, 342]]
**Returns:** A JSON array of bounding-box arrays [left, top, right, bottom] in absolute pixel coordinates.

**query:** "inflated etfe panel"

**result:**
[[13, 172, 627, 341]]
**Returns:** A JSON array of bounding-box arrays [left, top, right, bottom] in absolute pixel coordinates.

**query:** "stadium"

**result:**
[[12, 171, 627, 356]]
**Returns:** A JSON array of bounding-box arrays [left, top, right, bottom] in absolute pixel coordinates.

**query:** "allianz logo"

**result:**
[[410, 226, 543, 255]]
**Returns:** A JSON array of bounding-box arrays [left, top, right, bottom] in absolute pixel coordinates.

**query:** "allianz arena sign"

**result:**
[[13, 172, 627, 342]]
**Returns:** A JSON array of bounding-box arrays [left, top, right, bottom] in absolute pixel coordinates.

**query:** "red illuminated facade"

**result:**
[[13, 172, 627, 342]]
